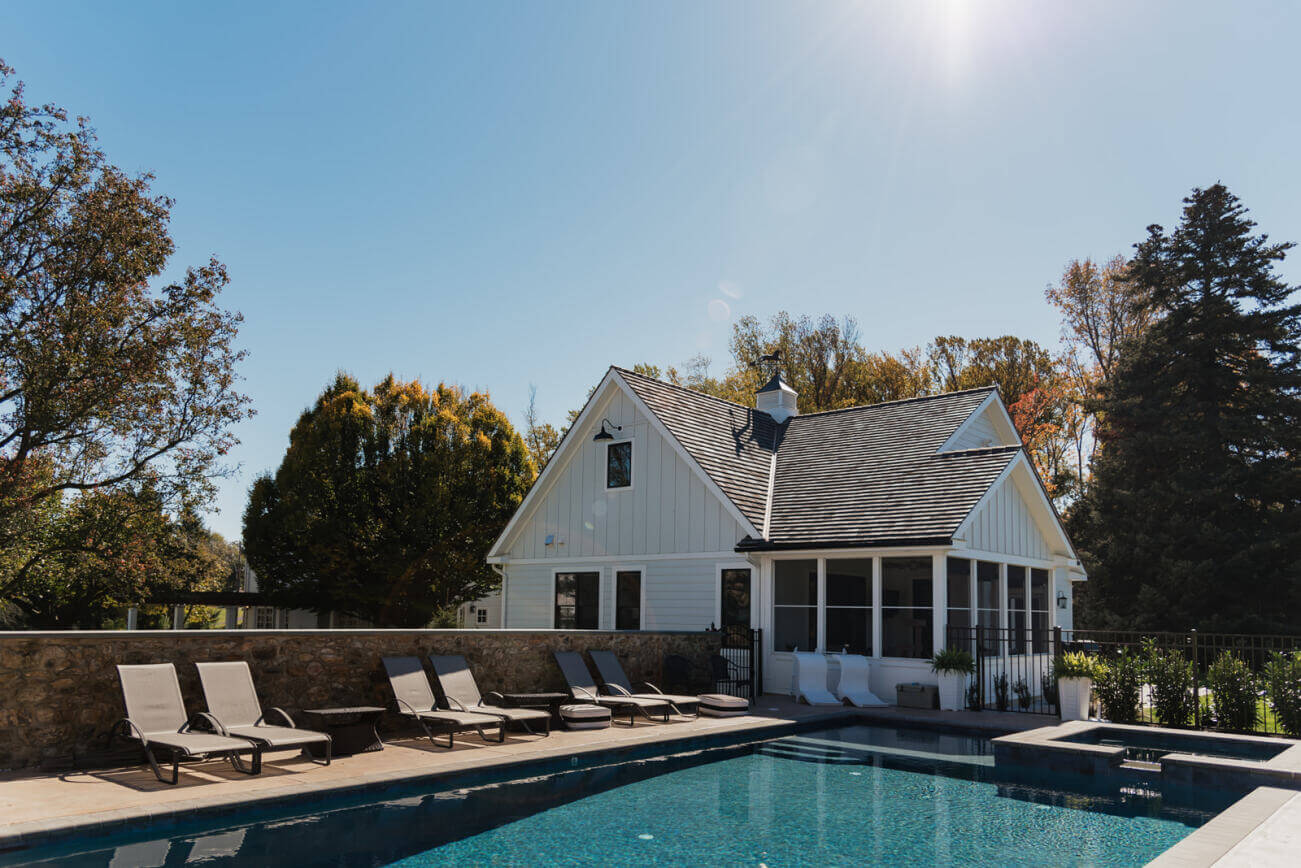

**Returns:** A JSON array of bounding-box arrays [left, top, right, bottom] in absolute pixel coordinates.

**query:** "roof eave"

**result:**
[[735, 535, 953, 553]]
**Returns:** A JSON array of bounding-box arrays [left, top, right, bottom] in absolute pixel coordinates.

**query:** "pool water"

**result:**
[[1, 724, 1223, 868], [396, 725, 1205, 867]]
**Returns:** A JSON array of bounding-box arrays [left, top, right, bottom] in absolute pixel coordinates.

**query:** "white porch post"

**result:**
[[171, 604, 184, 630], [998, 563, 1009, 658], [871, 557, 882, 659], [816, 558, 826, 653], [931, 553, 947, 656], [126, 607, 138, 630], [599, 566, 613, 630]]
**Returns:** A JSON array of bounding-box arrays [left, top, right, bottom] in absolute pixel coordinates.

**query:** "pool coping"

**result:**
[[0, 708, 859, 854], [1146, 786, 1300, 868]]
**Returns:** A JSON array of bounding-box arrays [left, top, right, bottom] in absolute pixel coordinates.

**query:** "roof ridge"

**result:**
[[614, 366, 997, 418], [611, 366, 759, 414], [788, 385, 998, 420]]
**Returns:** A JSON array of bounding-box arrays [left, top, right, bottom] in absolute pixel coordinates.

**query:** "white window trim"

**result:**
[[715, 561, 754, 630], [611, 563, 646, 630], [603, 439, 634, 492], [551, 566, 603, 630]]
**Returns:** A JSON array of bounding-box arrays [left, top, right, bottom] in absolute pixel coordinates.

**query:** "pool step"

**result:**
[[1119, 759, 1162, 773], [757, 743, 859, 765]]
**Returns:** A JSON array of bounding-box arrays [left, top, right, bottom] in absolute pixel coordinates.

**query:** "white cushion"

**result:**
[[560, 703, 611, 730], [698, 694, 749, 716]]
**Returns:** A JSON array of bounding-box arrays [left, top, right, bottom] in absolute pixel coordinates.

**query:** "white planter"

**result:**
[[1058, 677, 1093, 721], [937, 672, 967, 711]]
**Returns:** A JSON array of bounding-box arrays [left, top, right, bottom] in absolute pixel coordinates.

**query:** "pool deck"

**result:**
[[2, 702, 1298, 866], [0, 699, 1038, 852]]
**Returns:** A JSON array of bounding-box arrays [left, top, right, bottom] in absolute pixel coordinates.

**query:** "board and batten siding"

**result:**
[[963, 475, 1053, 560], [503, 558, 724, 631], [498, 386, 747, 561]]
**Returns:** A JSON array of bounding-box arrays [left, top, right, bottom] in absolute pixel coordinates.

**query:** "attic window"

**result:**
[[606, 441, 632, 489]]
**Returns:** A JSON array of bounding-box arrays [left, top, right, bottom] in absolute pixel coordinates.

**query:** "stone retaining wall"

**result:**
[[0, 629, 721, 771]]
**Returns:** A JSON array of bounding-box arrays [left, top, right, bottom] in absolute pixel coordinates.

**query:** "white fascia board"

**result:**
[[487, 367, 620, 559], [614, 370, 763, 539]]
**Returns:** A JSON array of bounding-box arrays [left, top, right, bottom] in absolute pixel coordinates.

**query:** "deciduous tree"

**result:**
[[243, 374, 534, 626]]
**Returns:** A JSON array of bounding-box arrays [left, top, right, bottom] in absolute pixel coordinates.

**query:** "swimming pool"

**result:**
[[1, 723, 1230, 867]]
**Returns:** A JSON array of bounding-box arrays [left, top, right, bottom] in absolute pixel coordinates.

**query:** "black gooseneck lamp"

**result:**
[[593, 419, 622, 441]]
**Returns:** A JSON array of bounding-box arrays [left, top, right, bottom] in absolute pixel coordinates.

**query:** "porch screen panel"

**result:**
[[773, 559, 817, 652], [825, 558, 872, 655], [881, 557, 933, 658], [1030, 568, 1050, 653], [1007, 565, 1027, 654], [946, 557, 972, 653], [555, 571, 600, 630], [976, 561, 1000, 654]]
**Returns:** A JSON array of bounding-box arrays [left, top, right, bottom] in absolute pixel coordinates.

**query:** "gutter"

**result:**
[[734, 535, 953, 553]]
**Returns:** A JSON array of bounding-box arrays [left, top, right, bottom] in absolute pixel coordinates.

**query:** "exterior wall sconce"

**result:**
[[1056, 592, 1069, 610], [593, 419, 622, 441]]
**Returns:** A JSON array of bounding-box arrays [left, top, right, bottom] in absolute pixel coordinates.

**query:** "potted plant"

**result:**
[[1056, 651, 1098, 721], [930, 647, 975, 711]]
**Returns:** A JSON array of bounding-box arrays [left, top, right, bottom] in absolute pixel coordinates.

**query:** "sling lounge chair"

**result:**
[[196, 661, 333, 764], [589, 650, 699, 717], [428, 655, 551, 736], [113, 663, 262, 784], [554, 651, 670, 725], [832, 653, 888, 707], [382, 656, 507, 748], [790, 651, 840, 705]]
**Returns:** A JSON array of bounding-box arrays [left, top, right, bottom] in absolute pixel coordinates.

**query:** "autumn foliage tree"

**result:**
[[0, 61, 250, 625], [243, 374, 535, 626]]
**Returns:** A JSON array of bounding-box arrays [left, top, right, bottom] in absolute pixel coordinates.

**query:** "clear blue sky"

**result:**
[[7, 1, 1300, 539]]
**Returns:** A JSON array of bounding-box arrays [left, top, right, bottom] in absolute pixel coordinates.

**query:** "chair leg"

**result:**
[[143, 744, 178, 785]]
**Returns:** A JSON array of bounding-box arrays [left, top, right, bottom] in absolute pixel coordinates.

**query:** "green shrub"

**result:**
[[1094, 650, 1142, 723], [1205, 651, 1259, 731], [1014, 678, 1032, 710], [1264, 652, 1301, 736], [1144, 640, 1196, 727], [966, 681, 981, 711], [1056, 651, 1100, 680], [930, 647, 975, 675], [993, 673, 1010, 711], [1041, 669, 1059, 711]]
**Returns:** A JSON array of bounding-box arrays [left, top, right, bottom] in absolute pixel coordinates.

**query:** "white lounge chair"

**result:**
[[832, 653, 888, 707], [790, 651, 840, 705]]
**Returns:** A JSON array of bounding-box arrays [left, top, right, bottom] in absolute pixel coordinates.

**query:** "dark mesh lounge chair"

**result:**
[[114, 663, 262, 784], [382, 656, 507, 748], [588, 650, 699, 718], [553, 651, 670, 725], [196, 661, 332, 764], [428, 655, 551, 736]]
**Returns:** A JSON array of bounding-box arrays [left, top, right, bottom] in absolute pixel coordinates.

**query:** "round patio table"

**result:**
[[300, 706, 385, 757]]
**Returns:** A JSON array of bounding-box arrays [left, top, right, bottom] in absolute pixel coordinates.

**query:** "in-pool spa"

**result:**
[[0, 723, 1241, 868], [1057, 725, 1290, 763]]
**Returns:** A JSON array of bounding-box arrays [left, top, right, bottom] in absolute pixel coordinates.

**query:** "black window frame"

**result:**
[[554, 571, 600, 630], [605, 440, 632, 489]]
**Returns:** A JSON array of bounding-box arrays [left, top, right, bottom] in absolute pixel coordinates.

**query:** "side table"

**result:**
[[299, 706, 385, 757]]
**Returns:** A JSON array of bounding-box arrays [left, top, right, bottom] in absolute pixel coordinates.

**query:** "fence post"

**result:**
[[1190, 628, 1200, 729], [976, 626, 986, 710]]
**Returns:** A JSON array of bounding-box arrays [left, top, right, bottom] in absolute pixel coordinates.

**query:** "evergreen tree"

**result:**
[[1072, 185, 1301, 632]]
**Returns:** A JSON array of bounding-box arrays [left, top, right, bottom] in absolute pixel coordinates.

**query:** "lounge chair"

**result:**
[[832, 653, 888, 707], [790, 651, 840, 705], [196, 661, 333, 764], [588, 650, 699, 717], [113, 663, 262, 784], [428, 655, 551, 736], [553, 651, 670, 725], [382, 656, 507, 748]]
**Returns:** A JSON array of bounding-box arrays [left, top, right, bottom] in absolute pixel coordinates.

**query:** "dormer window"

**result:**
[[606, 440, 632, 489]]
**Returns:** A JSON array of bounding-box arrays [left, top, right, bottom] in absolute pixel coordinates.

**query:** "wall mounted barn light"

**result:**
[[593, 419, 622, 441], [1057, 592, 1069, 610]]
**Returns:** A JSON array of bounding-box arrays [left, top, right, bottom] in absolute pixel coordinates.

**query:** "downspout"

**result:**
[[492, 563, 507, 628]]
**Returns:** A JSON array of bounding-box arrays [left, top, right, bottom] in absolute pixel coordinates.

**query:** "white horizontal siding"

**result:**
[[503, 558, 724, 631], [500, 388, 746, 560], [965, 476, 1051, 560]]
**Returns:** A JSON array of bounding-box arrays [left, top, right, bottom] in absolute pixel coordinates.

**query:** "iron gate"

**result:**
[[713, 626, 762, 703]]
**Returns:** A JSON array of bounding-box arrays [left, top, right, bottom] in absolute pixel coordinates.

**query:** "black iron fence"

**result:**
[[712, 626, 762, 703], [945, 623, 1301, 737]]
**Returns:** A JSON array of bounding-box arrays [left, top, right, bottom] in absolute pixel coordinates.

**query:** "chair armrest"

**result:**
[[184, 712, 228, 736], [262, 707, 296, 728], [445, 696, 469, 712], [116, 717, 150, 748], [570, 685, 598, 701], [640, 682, 666, 695], [483, 691, 506, 707], [603, 684, 634, 697], [393, 697, 424, 717]]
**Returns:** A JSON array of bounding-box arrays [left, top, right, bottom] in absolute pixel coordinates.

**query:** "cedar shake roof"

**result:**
[[614, 368, 1018, 550]]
